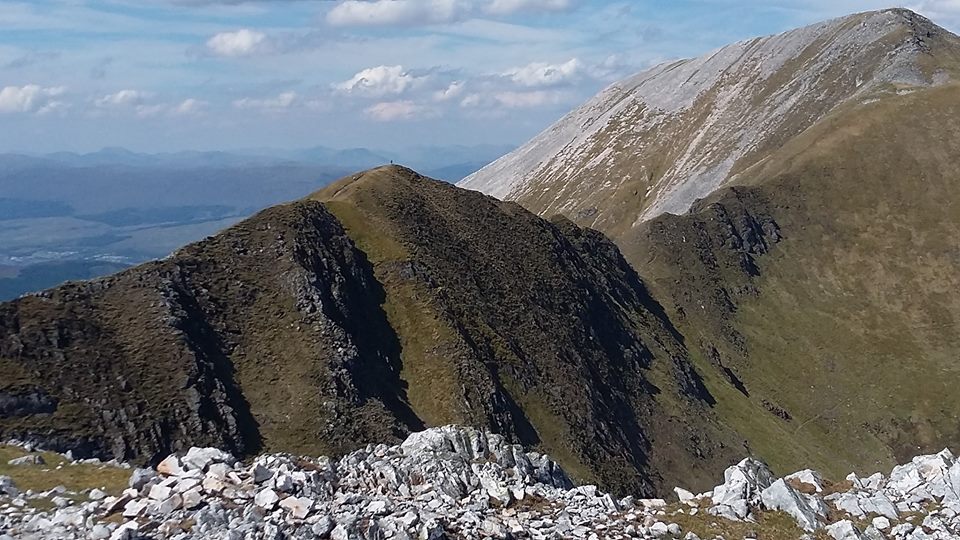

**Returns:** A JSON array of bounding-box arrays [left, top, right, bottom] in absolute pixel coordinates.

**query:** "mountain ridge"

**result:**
[[0, 165, 747, 496], [459, 8, 960, 226], [458, 7, 960, 481]]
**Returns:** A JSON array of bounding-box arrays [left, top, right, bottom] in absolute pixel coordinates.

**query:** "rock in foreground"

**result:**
[[3, 426, 960, 539]]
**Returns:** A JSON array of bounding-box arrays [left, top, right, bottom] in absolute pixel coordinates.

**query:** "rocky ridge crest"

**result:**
[[3, 426, 960, 540]]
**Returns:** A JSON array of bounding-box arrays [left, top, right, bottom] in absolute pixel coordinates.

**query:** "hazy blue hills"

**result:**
[[0, 144, 512, 300]]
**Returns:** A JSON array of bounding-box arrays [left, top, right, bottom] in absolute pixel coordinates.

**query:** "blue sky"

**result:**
[[1, 0, 958, 153]]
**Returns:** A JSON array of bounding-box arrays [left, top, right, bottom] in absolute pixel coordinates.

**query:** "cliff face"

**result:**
[[0, 166, 745, 496], [0, 201, 417, 463]]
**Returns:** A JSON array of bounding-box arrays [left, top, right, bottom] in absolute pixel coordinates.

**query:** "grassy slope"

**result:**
[[314, 167, 746, 494], [630, 83, 960, 479], [316, 168, 619, 485], [0, 445, 128, 496]]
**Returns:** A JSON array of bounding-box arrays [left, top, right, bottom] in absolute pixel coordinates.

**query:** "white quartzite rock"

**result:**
[[826, 519, 866, 540], [710, 457, 775, 520], [181, 447, 234, 472], [9, 429, 960, 540], [156, 455, 185, 477], [760, 478, 826, 531], [253, 487, 280, 510]]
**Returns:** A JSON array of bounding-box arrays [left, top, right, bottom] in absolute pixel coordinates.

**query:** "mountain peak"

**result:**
[[459, 8, 960, 223], [313, 164, 430, 202]]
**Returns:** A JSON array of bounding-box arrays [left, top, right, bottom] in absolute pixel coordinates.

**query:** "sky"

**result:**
[[1, 0, 959, 154]]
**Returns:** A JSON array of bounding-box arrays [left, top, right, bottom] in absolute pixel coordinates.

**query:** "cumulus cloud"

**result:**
[[364, 100, 428, 121], [233, 91, 298, 110], [173, 98, 206, 115], [0, 85, 67, 114], [94, 91, 205, 118], [502, 58, 581, 87], [485, 0, 572, 15], [433, 81, 465, 101], [327, 0, 573, 26], [461, 89, 562, 109], [328, 0, 470, 26], [335, 65, 427, 97], [95, 89, 148, 108], [206, 29, 268, 57], [494, 90, 562, 108]]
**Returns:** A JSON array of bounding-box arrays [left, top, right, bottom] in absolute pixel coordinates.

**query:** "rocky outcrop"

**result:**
[[0, 427, 657, 540], [679, 448, 960, 539], [0, 200, 415, 464], [4, 427, 960, 540]]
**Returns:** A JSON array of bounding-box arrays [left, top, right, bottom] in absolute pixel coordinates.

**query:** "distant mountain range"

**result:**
[[0, 144, 513, 300], [4, 144, 514, 180]]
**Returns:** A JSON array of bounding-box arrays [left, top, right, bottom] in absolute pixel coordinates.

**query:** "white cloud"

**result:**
[[459, 89, 562, 109], [336, 65, 426, 97], [0, 85, 66, 114], [485, 0, 572, 15], [495, 90, 560, 108], [36, 101, 69, 116], [326, 0, 573, 26], [95, 89, 148, 108], [134, 104, 168, 118], [172, 98, 206, 115], [503, 58, 582, 87], [94, 92, 205, 118], [433, 81, 465, 101], [233, 91, 298, 111], [364, 100, 428, 121], [327, 0, 472, 26], [588, 54, 634, 81], [206, 29, 267, 57], [909, 1, 960, 25]]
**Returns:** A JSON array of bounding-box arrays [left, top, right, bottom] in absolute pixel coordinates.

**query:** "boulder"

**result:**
[[121, 499, 148, 518], [182, 487, 203, 510], [129, 468, 157, 490], [7, 455, 44, 466], [110, 520, 139, 540], [0, 476, 18, 496], [760, 479, 825, 531], [825, 520, 866, 540], [674, 487, 696, 506], [156, 494, 183, 515], [157, 455, 185, 477], [279, 495, 313, 519], [182, 447, 234, 472], [252, 464, 274, 484], [710, 457, 775, 519], [871, 516, 890, 530], [784, 469, 824, 493], [254, 488, 280, 510], [148, 484, 173, 501], [857, 493, 898, 520]]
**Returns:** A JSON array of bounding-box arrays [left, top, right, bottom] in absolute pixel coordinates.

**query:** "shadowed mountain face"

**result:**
[[460, 9, 960, 479], [0, 166, 746, 496]]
